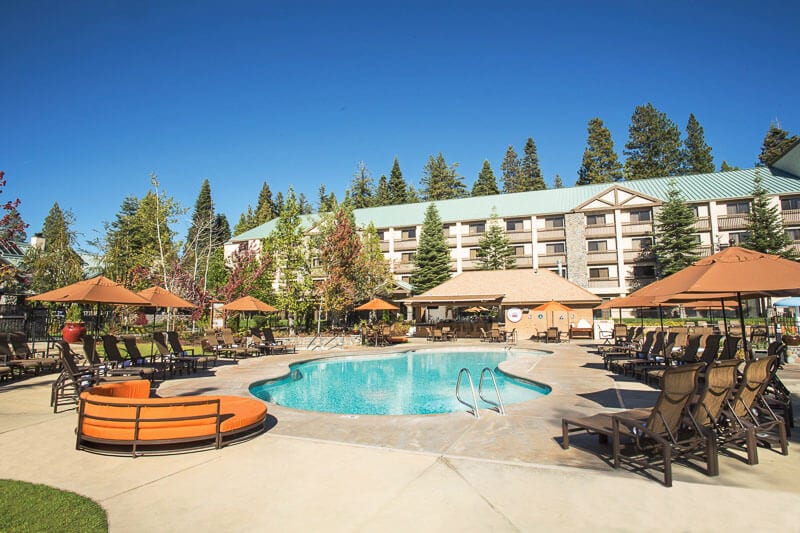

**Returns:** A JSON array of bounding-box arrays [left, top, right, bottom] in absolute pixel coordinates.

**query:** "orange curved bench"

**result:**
[[77, 380, 268, 456]]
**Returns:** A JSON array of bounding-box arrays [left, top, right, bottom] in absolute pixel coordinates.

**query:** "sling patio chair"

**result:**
[[263, 328, 296, 354], [167, 331, 215, 368], [562, 363, 704, 487], [763, 341, 793, 436], [545, 327, 560, 344], [220, 329, 255, 358], [604, 330, 653, 370], [152, 332, 198, 375], [717, 355, 788, 466], [8, 331, 60, 372], [646, 334, 704, 387], [100, 335, 156, 380], [609, 330, 664, 376], [0, 338, 44, 378]]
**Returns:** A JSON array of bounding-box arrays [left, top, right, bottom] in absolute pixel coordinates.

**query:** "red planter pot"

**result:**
[[62, 323, 86, 343]]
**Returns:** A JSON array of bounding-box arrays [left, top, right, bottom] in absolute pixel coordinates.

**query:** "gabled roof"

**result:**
[[228, 165, 800, 244], [403, 269, 602, 307]]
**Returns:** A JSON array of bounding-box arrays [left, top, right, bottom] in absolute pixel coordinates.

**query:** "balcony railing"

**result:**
[[507, 232, 531, 244], [782, 209, 800, 225], [717, 214, 749, 231], [588, 277, 620, 288], [393, 239, 418, 251], [622, 249, 654, 262], [584, 224, 616, 238], [461, 234, 483, 246], [625, 276, 656, 291], [586, 250, 618, 264], [538, 253, 566, 267], [693, 217, 711, 232], [621, 222, 653, 236], [694, 245, 713, 257], [537, 227, 566, 241]]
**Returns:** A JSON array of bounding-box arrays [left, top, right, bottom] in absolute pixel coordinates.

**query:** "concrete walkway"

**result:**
[[1, 339, 799, 532]]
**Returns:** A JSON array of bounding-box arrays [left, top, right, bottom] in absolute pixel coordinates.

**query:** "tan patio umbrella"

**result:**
[[354, 298, 399, 311], [533, 301, 572, 328], [221, 296, 278, 331], [627, 246, 800, 352], [137, 286, 196, 309]]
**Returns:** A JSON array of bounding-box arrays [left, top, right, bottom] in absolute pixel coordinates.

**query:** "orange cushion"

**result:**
[[81, 380, 151, 399]]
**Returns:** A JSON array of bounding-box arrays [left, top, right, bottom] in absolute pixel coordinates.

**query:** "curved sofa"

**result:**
[[77, 380, 268, 456]]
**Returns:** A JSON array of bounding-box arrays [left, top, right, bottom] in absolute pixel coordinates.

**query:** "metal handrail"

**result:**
[[478, 368, 506, 415], [456, 368, 480, 418]]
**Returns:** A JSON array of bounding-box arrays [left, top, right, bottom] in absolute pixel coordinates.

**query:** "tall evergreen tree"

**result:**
[[254, 182, 276, 224], [411, 203, 451, 294], [477, 208, 516, 270], [501, 145, 520, 193], [317, 185, 337, 213], [298, 192, 312, 215], [185, 179, 213, 255], [651, 180, 699, 277], [577, 117, 623, 185], [406, 185, 420, 203], [681, 113, 714, 174], [348, 161, 374, 209], [24, 202, 84, 292], [387, 157, 409, 205], [743, 170, 797, 258], [420, 153, 466, 201], [471, 160, 499, 196], [233, 205, 255, 236], [519, 137, 546, 191], [758, 122, 799, 166], [554, 174, 563, 188], [719, 161, 740, 172], [374, 175, 390, 206], [274, 192, 285, 215], [624, 103, 683, 180]]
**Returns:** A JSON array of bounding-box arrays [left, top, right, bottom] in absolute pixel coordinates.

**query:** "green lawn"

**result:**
[[0, 479, 107, 533]]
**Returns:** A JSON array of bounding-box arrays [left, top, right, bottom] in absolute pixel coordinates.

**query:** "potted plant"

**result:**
[[62, 303, 86, 343]]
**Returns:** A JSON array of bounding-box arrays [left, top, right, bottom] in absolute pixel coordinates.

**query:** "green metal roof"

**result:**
[[228, 166, 800, 243]]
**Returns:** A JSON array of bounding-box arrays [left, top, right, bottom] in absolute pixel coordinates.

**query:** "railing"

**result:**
[[506, 232, 531, 244], [694, 245, 713, 257], [693, 217, 711, 231], [622, 249, 654, 262], [586, 251, 618, 264], [621, 222, 653, 236], [461, 234, 483, 246], [781, 209, 800, 225], [537, 228, 566, 241], [584, 224, 616, 238], [478, 368, 505, 415], [393, 239, 418, 251], [456, 368, 481, 418], [625, 276, 656, 291], [587, 278, 620, 288], [717, 214, 749, 231], [538, 253, 566, 267]]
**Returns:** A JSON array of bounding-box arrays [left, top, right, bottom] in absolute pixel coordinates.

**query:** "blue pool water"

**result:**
[[249, 348, 551, 415]]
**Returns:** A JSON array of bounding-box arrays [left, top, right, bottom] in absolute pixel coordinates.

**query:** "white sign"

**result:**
[[507, 307, 523, 323]]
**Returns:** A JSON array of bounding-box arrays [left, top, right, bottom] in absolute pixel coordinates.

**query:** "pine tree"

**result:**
[[501, 145, 520, 193], [719, 161, 740, 172], [758, 123, 799, 166], [624, 103, 683, 180], [477, 208, 516, 270], [411, 203, 451, 293], [185, 179, 213, 255], [374, 175, 390, 207], [471, 160, 499, 196], [387, 157, 409, 205], [519, 137, 546, 191], [743, 170, 797, 258], [254, 182, 276, 224], [554, 174, 563, 188], [577, 117, 623, 185], [317, 185, 337, 213], [233, 205, 255, 236], [25, 202, 84, 292], [681, 113, 714, 174], [274, 192, 285, 215], [651, 180, 699, 277], [407, 185, 420, 203], [420, 153, 466, 201], [298, 192, 312, 215], [348, 161, 374, 209]]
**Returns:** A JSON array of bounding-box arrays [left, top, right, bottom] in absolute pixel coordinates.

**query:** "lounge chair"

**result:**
[[0, 339, 43, 377], [220, 329, 254, 358], [167, 331, 215, 368], [8, 332, 59, 372], [152, 332, 198, 375], [718, 335, 741, 360], [718, 355, 788, 465], [604, 330, 654, 370], [263, 328, 296, 354], [646, 334, 704, 387], [100, 335, 156, 380], [546, 327, 560, 343], [562, 363, 704, 486]]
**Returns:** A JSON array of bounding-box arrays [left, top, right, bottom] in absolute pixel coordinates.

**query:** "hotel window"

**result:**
[[513, 245, 526, 257], [589, 267, 610, 280], [442, 224, 451, 237], [400, 275, 411, 284], [469, 248, 479, 260], [586, 213, 606, 226], [633, 265, 655, 278], [545, 242, 565, 255], [401, 228, 416, 240], [545, 216, 564, 229], [631, 237, 652, 251], [786, 228, 800, 241], [782, 197, 800, 210], [726, 201, 750, 215], [400, 252, 415, 263], [469, 222, 486, 235], [728, 232, 750, 245], [506, 219, 524, 232], [376, 230, 385, 241], [311, 256, 322, 268], [690, 234, 702, 244], [628, 209, 651, 223], [690, 205, 700, 217], [587, 240, 607, 252]]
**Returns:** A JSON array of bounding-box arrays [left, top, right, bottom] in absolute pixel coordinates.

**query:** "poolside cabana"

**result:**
[[402, 269, 601, 340]]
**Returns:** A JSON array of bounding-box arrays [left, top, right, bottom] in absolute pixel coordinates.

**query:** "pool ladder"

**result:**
[[455, 368, 506, 418]]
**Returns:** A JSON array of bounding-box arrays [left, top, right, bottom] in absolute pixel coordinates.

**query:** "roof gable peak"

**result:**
[[575, 183, 660, 212]]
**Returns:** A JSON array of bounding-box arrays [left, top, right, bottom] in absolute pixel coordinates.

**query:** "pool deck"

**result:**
[[2, 338, 799, 532]]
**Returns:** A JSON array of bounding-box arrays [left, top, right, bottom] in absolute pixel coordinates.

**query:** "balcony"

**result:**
[[625, 276, 656, 291], [586, 250, 618, 264], [621, 222, 653, 236], [717, 214, 749, 231], [393, 239, 418, 251], [507, 231, 531, 244], [393, 262, 414, 274], [694, 245, 713, 257], [782, 209, 800, 225], [537, 227, 566, 241], [538, 253, 567, 268], [513, 255, 532, 268], [380, 242, 390, 253], [584, 224, 616, 238], [461, 234, 483, 247], [622, 249, 655, 262], [693, 217, 711, 232], [588, 277, 620, 289]]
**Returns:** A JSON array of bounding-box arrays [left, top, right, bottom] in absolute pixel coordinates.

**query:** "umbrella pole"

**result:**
[[737, 292, 749, 357], [658, 305, 664, 333], [720, 298, 729, 337]]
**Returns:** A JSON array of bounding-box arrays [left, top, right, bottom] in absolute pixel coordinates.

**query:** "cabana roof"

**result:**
[[403, 269, 602, 307]]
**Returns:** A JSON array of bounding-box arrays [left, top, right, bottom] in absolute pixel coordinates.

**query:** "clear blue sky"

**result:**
[[3, 1, 798, 247]]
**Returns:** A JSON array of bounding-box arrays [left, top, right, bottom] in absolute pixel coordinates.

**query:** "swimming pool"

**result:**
[[249, 347, 551, 415]]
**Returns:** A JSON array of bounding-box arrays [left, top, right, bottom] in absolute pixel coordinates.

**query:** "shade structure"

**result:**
[[28, 275, 149, 306], [221, 296, 277, 313], [774, 297, 800, 307], [137, 286, 196, 309], [532, 301, 573, 328], [354, 298, 400, 311]]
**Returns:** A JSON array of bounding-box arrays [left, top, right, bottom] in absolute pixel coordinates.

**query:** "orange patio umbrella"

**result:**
[[354, 298, 399, 311], [221, 296, 278, 331], [137, 286, 196, 309], [28, 275, 150, 306], [532, 301, 573, 328]]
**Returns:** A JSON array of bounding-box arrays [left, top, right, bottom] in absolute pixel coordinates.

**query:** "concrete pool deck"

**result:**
[[1, 338, 799, 532]]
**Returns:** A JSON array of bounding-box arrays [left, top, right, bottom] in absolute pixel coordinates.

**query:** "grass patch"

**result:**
[[0, 479, 107, 533]]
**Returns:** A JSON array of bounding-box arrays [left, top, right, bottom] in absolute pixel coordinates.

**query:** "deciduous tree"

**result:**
[[24, 202, 84, 292]]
